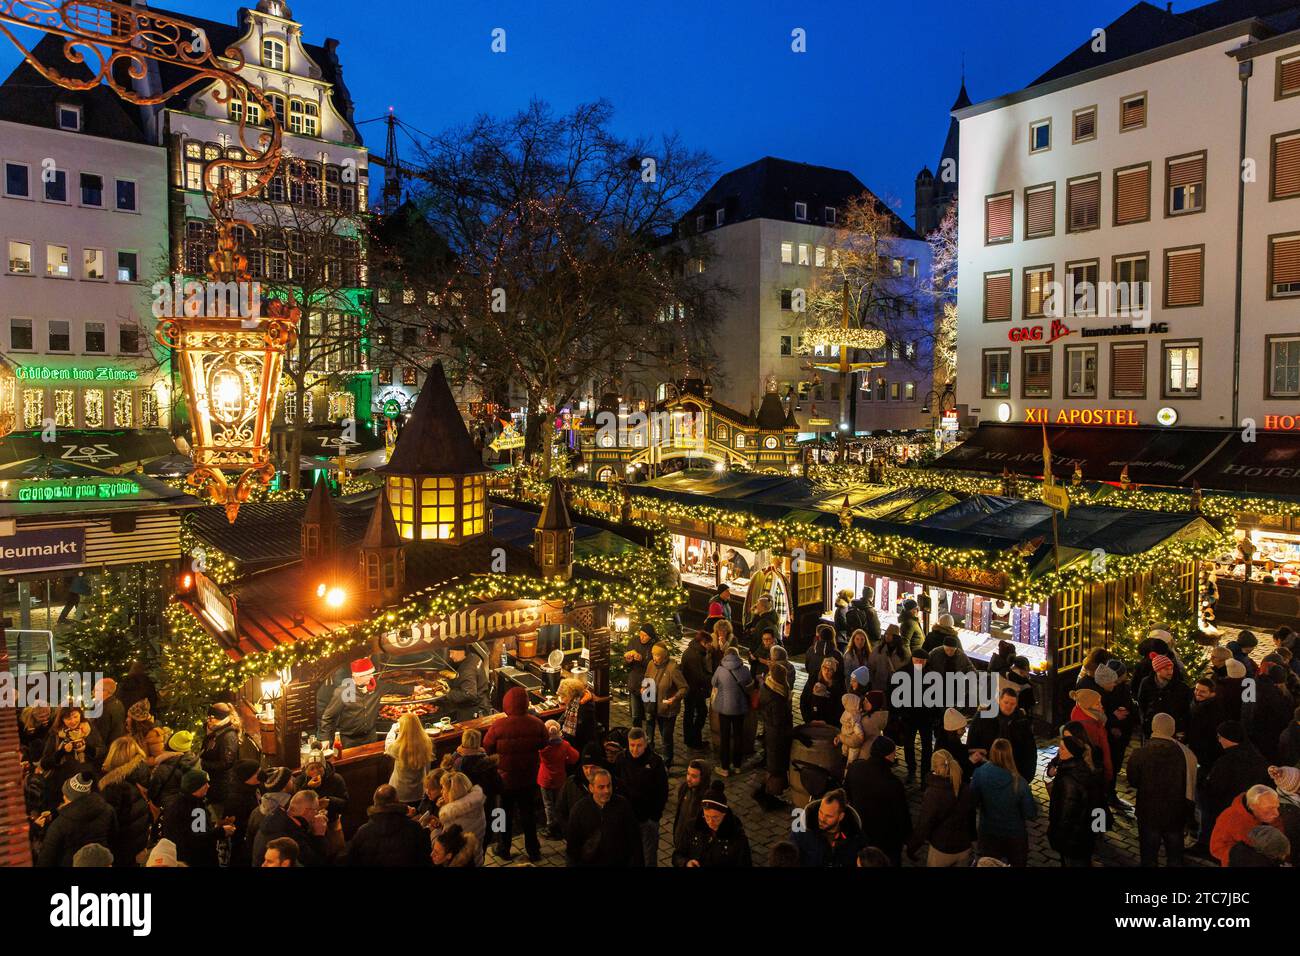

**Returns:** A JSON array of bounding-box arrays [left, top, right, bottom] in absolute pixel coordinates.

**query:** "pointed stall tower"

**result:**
[[302, 473, 339, 561], [359, 493, 406, 608], [377, 361, 489, 544], [534, 478, 575, 580]]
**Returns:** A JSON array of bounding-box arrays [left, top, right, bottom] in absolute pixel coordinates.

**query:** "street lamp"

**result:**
[[0, 0, 292, 521]]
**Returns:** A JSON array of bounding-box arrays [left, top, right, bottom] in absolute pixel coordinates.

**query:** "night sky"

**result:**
[[2, 0, 1143, 221]]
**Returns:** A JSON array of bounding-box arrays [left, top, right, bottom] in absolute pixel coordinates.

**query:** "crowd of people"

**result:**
[[15, 603, 1300, 868]]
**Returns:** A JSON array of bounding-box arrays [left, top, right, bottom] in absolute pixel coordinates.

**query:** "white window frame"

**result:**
[[56, 104, 81, 131], [7, 238, 33, 274], [797, 243, 810, 266], [1066, 345, 1098, 398], [780, 241, 793, 264], [42, 167, 68, 204], [262, 38, 287, 71], [78, 170, 105, 208], [114, 178, 138, 212], [8, 317, 34, 351], [83, 247, 105, 280], [1163, 341, 1201, 397], [794, 201, 808, 221], [45, 243, 71, 278], [1270, 337, 1300, 397], [116, 249, 139, 283], [1029, 118, 1052, 154], [48, 319, 71, 353], [3, 160, 31, 199], [84, 320, 107, 354], [824, 206, 836, 224]]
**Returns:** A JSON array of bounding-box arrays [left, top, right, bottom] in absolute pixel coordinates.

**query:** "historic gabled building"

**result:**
[[578, 379, 800, 481], [915, 79, 970, 237]]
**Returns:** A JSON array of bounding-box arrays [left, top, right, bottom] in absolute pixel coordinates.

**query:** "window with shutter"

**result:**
[[1120, 93, 1146, 130], [1279, 54, 1300, 99], [1067, 176, 1100, 231], [1114, 164, 1150, 224], [1022, 349, 1052, 398], [984, 271, 1012, 321], [1024, 266, 1054, 318], [1164, 247, 1204, 307], [1073, 107, 1097, 143], [1272, 132, 1300, 199], [985, 193, 1013, 243], [1270, 234, 1300, 297], [1167, 152, 1206, 214], [1024, 184, 1055, 238], [1111, 343, 1146, 398]]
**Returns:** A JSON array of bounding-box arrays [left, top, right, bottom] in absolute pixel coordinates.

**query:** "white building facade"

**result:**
[[956, 5, 1300, 432]]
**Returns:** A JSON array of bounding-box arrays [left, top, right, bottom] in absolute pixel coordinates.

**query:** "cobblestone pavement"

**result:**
[[484, 650, 1230, 868]]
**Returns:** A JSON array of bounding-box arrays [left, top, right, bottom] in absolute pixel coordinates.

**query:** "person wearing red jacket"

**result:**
[[484, 686, 548, 861], [1210, 784, 1281, 866], [1069, 688, 1114, 782], [538, 720, 579, 838]]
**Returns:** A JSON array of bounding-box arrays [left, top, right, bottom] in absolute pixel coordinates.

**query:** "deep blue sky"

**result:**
[[3, 0, 1142, 222]]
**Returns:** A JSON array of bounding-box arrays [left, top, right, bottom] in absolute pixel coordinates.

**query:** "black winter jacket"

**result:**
[[967, 710, 1037, 782], [844, 755, 912, 859], [36, 793, 117, 867], [200, 725, 240, 804], [1204, 742, 1271, 825], [681, 639, 715, 693], [1241, 679, 1293, 763], [161, 793, 221, 867], [564, 794, 644, 866], [1136, 675, 1192, 737], [252, 806, 329, 867], [1186, 697, 1227, 772], [1048, 759, 1098, 858], [99, 762, 150, 866], [906, 775, 975, 856], [1126, 737, 1193, 831], [614, 749, 669, 822], [345, 804, 431, 866], [671, 812, 752, 867]]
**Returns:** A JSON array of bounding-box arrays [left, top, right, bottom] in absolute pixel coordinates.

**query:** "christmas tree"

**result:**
[[59, 567, 164, 682], [1111, 571, 1206, 675]]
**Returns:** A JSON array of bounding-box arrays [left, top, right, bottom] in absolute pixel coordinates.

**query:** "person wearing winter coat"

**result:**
[[1136, 652, 1192, 738], [895, 647, 935, 785], [224, 760, 262, 866], [538, 721, 579, 837], [671, 760, 712, 850], [1127, 712, 1198, 866], [837, 693, 868, 764], [905, 749, 976, 866], [1203, 721, 1272, 829], [614, 729, 669, 866], [970, 739, 1039, 866], [557, 678, 598, 756], [252, 789, 330, 867], [844, 736, 912, 865], [624, 624, 658, 728], [116, 661, 159, 716], [800, 657, 845, 726], [483, 685, 548, 862], [445, 729, 501, 806], [758, 662, 795, 805], [346, 785, 431, 866], [438, 771, 488, 865], [91, 678, 126, 748], [680, 629, 715, 750], [671, 782, 752, 867], [967, 688, 1037, 783], [556, 744, 605, 833], [710, 647, 752, 776], [145, 729, 198, 813], [842, 629, 872, 683], [292, 753, 349, 825], [40, 706, 104, 809], [1280, 705, 1300, 766], [1211, 785, 1282, 866], [384, 712, 434, 805], [1048, 735, 1099, 866], [804, 623, 843, 687], [926, 635, 975, 678], [791, 790, 865, 867], [1242, 663, 1293, 763], [898, 600, 926, 658], [97, 737, 150, 867], [199, 702, 241, 815], [1069, 688, 1114, 782], [162, 770, 231, 867], [19, 705, 53, 766], [1227, 632, 1259, 680], [1094, 661, 1137, 803], [1226, 824, 1291, 867], [36, 773, 117, 867], [922, 614, 959, 654], [1187, 678, 1227, 773], [431, 824, 480, 867], [934, 709, 974, 783], [643, 643, 689, 768], [565, 768, 644, 866]]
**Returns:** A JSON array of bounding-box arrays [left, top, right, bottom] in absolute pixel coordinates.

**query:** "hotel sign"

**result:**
[[380, 598, 567, 654]]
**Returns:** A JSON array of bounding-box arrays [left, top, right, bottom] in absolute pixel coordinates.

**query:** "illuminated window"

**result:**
[[328, 391, 355, 420], [8, 240, 31, 274], [113, 389, 134, 427], [462, 474, 485, 536], [780, 242, 793, 264], [22, 388, 43, 427], [142, 390, 160, 426], [302, 392, 314, 423], [735, 433, 746, 449], [84, 248, 104, 280], [420, 476, 457, 539], [388, 477, 415, 539], [83, 388, 104, 427], [54, 389, 75, 427], [46, 244, 70, 277], [283, 391, 296, 424], [266, 93, 286, 125], [262, 38, 286, 70]]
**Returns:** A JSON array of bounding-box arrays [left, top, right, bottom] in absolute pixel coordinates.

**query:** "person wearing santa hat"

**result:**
[[319, 657, 395, 750]]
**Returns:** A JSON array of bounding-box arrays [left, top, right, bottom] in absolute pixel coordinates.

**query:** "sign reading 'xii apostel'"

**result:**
[[380, 599, 567, 654]]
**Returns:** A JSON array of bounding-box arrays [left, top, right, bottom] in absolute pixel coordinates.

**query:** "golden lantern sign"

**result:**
[[0, 354, 16, 438], [1, 0, 294, 520]]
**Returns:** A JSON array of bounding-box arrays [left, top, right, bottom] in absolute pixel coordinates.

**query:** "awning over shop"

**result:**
[[0, 429, 178, 476], [490, 505, 642, 560], [1184, 431, 1300, 496], [933, 423, 1232, 487]]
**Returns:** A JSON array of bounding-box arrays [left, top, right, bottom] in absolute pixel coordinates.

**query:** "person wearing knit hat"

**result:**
[[942, 708, 967, 733], [554, 743, 607, 833], [145, 838, 179, 867], [848, 664, 871, 694], [1201, 720, 1271, 843], [843, 737, 909, 865], [1210, 645, 1231, 666], [1269, 764, 1300, 795], [757, 658, 795, 809], [201, 702, 240, 817], [1136, 649, 1192, 742], [1226, 823, 1291, 866], [181, 768, 210, 796], [1225, 657, 1247, 679], [35, 772, 117, 867], [1069, 687, 1115, 781], [672, 780, 751, 867], [934, 710, 972, 781], [1093, 663, 1118, 690], [622, 624, 657, 729], [72, 843, 114, 867], [162, 768, 230, 866], [258, 765, 293, 793], [167, 729, 194, 753], [1127, 712, 1199, 865], [1049, 733, 1098, 867], [1241, 661, 1293, 762]]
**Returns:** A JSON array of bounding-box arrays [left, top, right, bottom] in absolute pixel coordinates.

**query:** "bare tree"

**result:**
[[385, 99, 726, 472], [927, 201, 959, 392]]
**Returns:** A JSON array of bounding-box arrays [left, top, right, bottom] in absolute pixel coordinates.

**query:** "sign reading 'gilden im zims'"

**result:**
[[0, 526, 86, 573]]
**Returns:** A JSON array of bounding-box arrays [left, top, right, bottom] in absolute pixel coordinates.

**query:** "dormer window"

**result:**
[[794, 201, 808, 221], [715, 208, 725, 227], [262, 38, 286, 70], [824, 206, 836, 224], [57, 104, 81, 131]]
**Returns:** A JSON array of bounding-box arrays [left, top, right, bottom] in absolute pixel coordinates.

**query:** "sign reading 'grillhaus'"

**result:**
[[380, 599, 566, 654]]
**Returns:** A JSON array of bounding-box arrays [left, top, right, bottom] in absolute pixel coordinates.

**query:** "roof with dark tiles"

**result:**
[[377, 361, 487, 477]]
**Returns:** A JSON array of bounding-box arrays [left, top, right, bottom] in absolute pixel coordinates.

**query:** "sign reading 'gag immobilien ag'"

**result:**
[[0, 527, 86, 573]]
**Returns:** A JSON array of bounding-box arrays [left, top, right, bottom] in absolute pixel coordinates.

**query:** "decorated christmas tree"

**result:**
[[1112, 571, 1206, 674], [60, 567, 164, 682]]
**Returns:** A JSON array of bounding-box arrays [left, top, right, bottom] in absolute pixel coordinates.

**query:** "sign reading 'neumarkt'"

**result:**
[[0, 527, 86, 573]]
